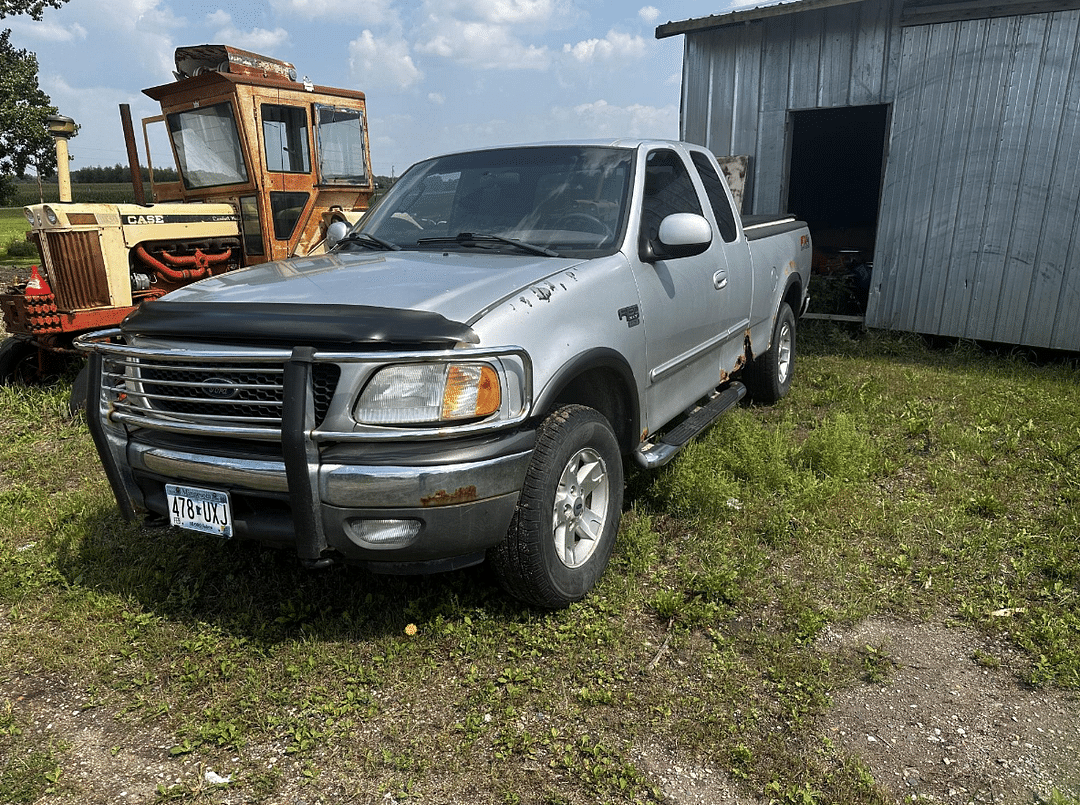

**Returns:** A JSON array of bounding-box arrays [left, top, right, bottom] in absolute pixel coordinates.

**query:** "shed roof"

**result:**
[[655, 0, 1080, 38], [655, 0, 862, 38]]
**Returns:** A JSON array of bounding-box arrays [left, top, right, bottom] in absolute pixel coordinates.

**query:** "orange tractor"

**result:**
[[1, 45, 376, 404]]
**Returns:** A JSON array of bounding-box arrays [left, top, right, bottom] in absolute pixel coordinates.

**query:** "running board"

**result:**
[[634, 382, 746, 470]]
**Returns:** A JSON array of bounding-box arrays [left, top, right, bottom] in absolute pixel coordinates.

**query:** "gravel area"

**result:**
[[818, 619, 1080, 804]]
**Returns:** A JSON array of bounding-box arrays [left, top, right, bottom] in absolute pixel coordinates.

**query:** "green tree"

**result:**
[[1, 1, 70, 21], [0, 0, 72, 204], [0, 30, 58, 204]]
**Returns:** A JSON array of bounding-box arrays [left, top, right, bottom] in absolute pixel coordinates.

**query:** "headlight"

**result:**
[[43, 206, 59, 226], [354, 362, 502, 425], [23, 208, 35, 224]]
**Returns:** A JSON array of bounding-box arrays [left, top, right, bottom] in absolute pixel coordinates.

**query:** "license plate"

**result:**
[[165, 484, 233, 538]]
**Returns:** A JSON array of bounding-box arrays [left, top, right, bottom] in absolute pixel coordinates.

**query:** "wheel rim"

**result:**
[[551, 446, 610, 569], [776, 320, 793, 384]]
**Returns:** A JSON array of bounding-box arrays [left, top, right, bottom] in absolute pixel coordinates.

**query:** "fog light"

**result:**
[[345, 518, 421, 548]]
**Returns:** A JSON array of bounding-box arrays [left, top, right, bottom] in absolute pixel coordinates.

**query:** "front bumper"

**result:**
[[84, 348, 536, 571]]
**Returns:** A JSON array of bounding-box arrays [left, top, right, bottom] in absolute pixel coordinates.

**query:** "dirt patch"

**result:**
[[633, 619, 1079, 805], [818, 619, 1080, 804]]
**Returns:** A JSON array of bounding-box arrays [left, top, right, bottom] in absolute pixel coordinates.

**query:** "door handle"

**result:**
[[713, 271, 728, 290]]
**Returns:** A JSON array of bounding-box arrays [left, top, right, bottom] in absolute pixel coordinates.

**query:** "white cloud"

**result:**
[[429, 0, 570, 26], [639, 6, 660, 23], [75, 0, 181, 82], [552, 99, 679, 140], [4, 19, 87, 42], [207, 11, 290, 53], [349, 30, 423, 90], [269, 0, 398, 26], [428, 93, 445, 105], [562, 30, 646, 64], [206, 9, 231, 26], [416, 21, 549, 70]]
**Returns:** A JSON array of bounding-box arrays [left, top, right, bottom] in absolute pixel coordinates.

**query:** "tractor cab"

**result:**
[[141, 45, 373, 263]]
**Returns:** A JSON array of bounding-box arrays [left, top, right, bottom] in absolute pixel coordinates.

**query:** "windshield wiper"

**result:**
[[415, 232, 559, 258], [337, 231, 401, 251]]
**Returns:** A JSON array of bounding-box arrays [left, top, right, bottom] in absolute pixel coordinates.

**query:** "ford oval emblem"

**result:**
[[204, 377, 238, 400]]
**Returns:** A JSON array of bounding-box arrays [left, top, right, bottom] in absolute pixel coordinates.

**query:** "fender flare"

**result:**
[[532, 347, 640, 452]]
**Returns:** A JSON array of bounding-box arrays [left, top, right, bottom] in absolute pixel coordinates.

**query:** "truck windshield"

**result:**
[[167, 102, 249, 189], [356, 146, 634, 257]]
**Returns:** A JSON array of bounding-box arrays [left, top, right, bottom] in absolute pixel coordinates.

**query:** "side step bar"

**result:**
[[634, 382, 746, 470]]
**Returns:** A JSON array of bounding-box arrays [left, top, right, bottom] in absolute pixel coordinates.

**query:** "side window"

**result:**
[[315, 105, 367, 184], [261, 105, 310, 174], [239, 195, 263, 256], [270, 191, 310, 240], [689, 151, 738, 243], [639, 149, 703, 252]]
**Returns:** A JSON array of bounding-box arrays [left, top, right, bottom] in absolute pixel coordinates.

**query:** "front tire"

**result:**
[[68, 364, 90, 417], [743, 301, 796, 403], [490, 405, 624, 608]]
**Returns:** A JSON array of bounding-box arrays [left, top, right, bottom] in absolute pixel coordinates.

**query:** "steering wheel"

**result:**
[[552, 212, 611, 239]]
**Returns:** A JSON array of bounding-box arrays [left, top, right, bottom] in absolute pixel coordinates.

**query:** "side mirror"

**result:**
[[325, 220, 349, 250], [640, 213, 713, 263]]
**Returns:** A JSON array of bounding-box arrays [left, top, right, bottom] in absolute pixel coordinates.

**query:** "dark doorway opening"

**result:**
[[787, 104, 889, 317]]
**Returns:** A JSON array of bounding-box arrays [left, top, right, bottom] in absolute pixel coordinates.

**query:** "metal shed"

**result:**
[[658, 0, 1080, 350]]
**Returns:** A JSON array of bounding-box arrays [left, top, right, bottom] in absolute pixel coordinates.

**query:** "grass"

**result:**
[[0, 327, 1078, 803], [1, 208, 35, 267]]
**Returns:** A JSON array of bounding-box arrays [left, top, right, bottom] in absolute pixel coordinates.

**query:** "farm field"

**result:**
[[0, 324, 1078, 803]]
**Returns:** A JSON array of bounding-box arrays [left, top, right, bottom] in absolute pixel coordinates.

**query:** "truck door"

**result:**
[[633, 147, 739, 432]]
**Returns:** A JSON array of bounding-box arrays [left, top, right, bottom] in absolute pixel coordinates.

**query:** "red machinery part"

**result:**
[[134, 244, 233, 281]]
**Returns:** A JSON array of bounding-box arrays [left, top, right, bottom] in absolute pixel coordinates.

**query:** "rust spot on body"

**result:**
[[421, 486, 478, 507]]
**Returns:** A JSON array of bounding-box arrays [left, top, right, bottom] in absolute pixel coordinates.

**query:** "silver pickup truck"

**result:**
[[77, 139, 810, 608]]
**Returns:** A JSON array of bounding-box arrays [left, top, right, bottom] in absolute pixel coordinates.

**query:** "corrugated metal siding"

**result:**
[[871, 10, 1080, 349], [681, 0, 905, 212], [678, 0, 1080, 350]]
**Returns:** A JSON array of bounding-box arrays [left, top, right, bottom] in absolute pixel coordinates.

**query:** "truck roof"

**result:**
[[416, 138, 705, 162]]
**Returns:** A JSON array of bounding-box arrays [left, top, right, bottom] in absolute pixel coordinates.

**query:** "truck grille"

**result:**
[[42, 230, 111, 311], [110, 357, 340, 429]]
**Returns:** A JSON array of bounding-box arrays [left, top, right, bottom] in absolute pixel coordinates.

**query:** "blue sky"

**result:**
[[6, 0, 751, 178]]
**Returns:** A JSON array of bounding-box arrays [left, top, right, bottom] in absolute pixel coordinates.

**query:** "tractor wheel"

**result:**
[[0, 337, 41, 385]]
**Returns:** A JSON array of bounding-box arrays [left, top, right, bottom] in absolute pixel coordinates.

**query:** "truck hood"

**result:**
[[164, 249, 589, 326]]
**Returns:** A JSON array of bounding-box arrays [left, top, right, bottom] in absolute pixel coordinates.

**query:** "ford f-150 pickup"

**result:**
[[77, 139, 811, 608]]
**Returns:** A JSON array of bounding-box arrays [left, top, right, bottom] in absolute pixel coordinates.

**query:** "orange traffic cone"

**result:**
[[25, 265, 51, 296]]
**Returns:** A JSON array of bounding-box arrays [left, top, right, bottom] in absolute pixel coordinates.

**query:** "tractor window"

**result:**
[[167, 102, 248, 189], [262, 105, 310, 174], [239, 195, 264, 256], [270, 191, 309, 240], [315, 105, 367, 184]]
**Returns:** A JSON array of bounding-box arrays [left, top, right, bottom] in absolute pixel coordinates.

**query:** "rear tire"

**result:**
[[490, 405, 623, 608], [0, 337, 39, 385], [743, 302, 796, 404]]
